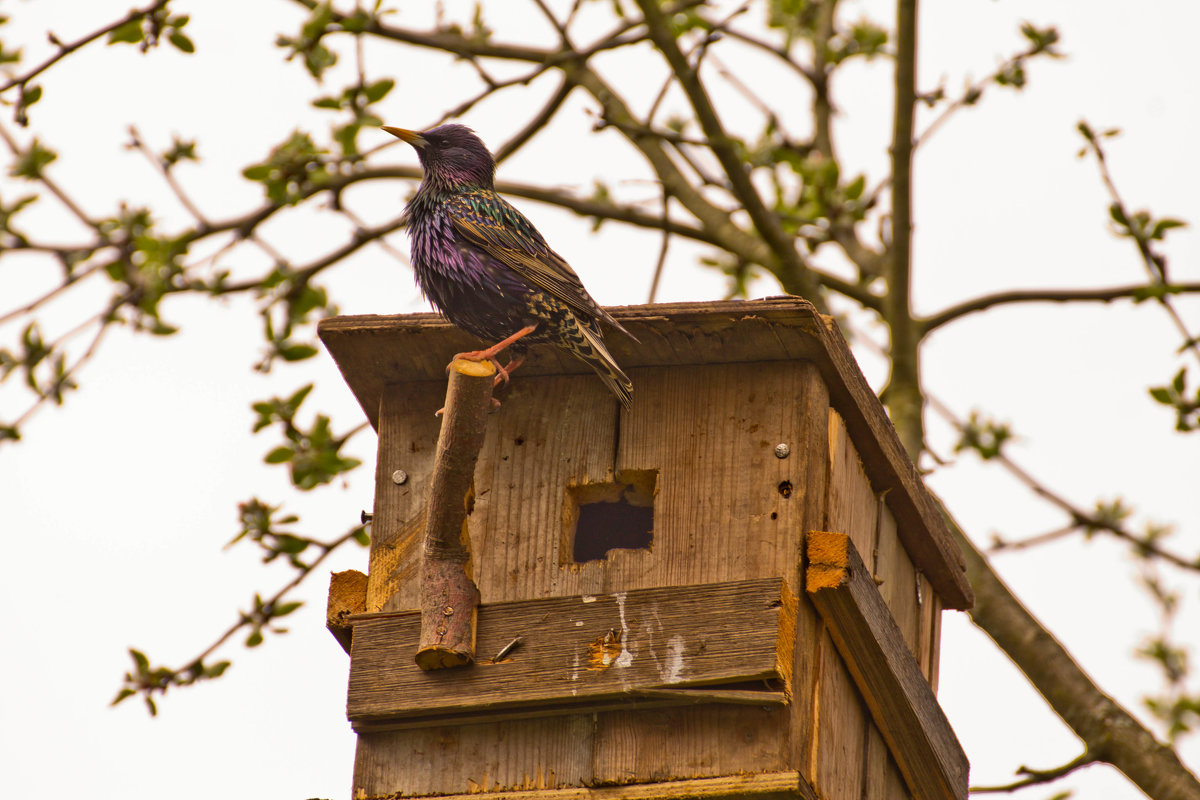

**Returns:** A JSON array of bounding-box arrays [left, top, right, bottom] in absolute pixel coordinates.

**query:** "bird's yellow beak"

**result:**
[[381, 126, 427, 148]]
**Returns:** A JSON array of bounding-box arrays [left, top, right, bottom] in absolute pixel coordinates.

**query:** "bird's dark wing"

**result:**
[[447, 192, 633, 338]]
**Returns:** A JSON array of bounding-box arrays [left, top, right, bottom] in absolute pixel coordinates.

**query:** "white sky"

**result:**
[[1, 1, 1198, 798]]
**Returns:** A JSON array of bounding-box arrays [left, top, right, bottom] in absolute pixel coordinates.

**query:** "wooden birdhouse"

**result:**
[[318, 297, 974, 800]]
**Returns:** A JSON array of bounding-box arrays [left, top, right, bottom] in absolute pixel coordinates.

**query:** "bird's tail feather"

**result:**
[[577, 322, 633, 409]]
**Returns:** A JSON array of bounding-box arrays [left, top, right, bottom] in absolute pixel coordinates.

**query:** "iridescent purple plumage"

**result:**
[[384, 123, 633, 407]]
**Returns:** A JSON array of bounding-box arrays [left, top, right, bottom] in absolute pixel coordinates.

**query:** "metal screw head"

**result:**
[[774, 443, 791, 459], [392, 469, 408, 485]]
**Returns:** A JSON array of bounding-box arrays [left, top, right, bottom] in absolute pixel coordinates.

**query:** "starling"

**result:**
[[382, 123, 634, 408]]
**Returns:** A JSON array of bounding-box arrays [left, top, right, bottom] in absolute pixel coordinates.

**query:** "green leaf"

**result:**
[[108, 19, 145, 45], [1150, 218, 1187, 240], [272, 601, 303, 617], [363, 78, 395, 104], [312, 96, 341, 110], [167, 31, 195, 53], [10, 138, 57, 180], [110, 687, 137, 706], [241, 164, 272, 181], [279, 343, 318, 362], [245, 630, 264, 647], [1108, 203, 1128, 227], [264, 446, 294, 464], [204, 660, 231, 678], [1149, 386, 1174, 404], [21, 84, 41, 107], [275, 535, 309, 554]]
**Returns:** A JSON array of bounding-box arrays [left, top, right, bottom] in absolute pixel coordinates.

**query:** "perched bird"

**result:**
[[382, 123, 634, 408]]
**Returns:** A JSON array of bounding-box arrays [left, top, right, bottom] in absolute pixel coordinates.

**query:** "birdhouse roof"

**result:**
[[318, 297, 972, 609]]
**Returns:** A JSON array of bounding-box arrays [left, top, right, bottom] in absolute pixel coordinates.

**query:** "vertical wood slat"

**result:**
[[369, 381, 446, 613], [791, 368, 829, 791], [806, 531, 968, 800], [612, 362, 819, 592], [816, 411, 871, 800], [469, 374, 619, 602], [811, 629, 867, 800], [863, 726, 913, 800]]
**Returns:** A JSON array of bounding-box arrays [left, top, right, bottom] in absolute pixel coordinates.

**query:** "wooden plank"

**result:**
[[347, 579, 794, 727], [367, 381, 444, 612], [326, 569, 366, 655], [594, 706, 792, 786], [469, 373, 619, 602], [872, 498, 923, 663], [863, 725, 912, 800], [317, 298, 972, 609], [811, 628, 867, 800], [826, 410, 878, 561], [805, 531, 968, 800], [611, 361, 818, 592], [353, 715, 594, 797], [789, 367, 829, 788], [354, 770, 816, 800], [920, 589, 943, 691]]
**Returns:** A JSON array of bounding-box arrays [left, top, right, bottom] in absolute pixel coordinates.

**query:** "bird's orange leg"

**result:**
[[452, 324, 537, 385]]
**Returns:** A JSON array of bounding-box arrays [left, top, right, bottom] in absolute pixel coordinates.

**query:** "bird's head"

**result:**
[[382, 123, 496, 189]]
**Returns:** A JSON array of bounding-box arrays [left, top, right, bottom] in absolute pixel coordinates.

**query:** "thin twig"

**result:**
[[0, 0, 171, 95], [971, 752, 1098, 793]]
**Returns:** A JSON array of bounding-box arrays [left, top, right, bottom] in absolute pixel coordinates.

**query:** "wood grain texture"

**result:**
[[348, 579, 794, 728], [318, 297, 972, 608], [594, 705, 791, 786], [469, 374, 619, 602], [353, 715, 594, 797], [789, 369, 829, 788], [811, 628, 867, 800], [826, 411, 878, 562], [327, 569, 367, 655], [352, 770, 816, 800], [368, 382, 444, 612], [612, 361, 818, 592], [872, 502, 921, 661], [863, 726, 912, 800], [805, 531, 968, 800]]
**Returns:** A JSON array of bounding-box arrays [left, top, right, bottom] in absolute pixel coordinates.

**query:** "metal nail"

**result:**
[[774, 443, 790, 459], [392, 469, 408, 485]]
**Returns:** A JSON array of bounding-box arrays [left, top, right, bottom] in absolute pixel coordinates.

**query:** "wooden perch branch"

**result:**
[[414, 358, 496, 671]]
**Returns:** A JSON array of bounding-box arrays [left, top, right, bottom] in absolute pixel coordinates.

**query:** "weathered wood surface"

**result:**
[[863, 725, 913, 800], [326, 569, 367, 654], [348, 578, 795, 729], [594, 706, 793, 787], [806, 531, 968, 800], [469, 373, 620, 601], [811, 624, 867, 800], [415, 358, 494, 670], [367, 382, 443, 612], [352, 770, 816, 800], [354, 715, 593, 797], [828, 410, 940, 686], [612, 361, 821, 592], [318, 297, 972, 609]]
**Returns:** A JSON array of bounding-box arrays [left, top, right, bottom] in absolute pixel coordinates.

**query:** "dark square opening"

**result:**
[[566, 469, 657, 564]]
